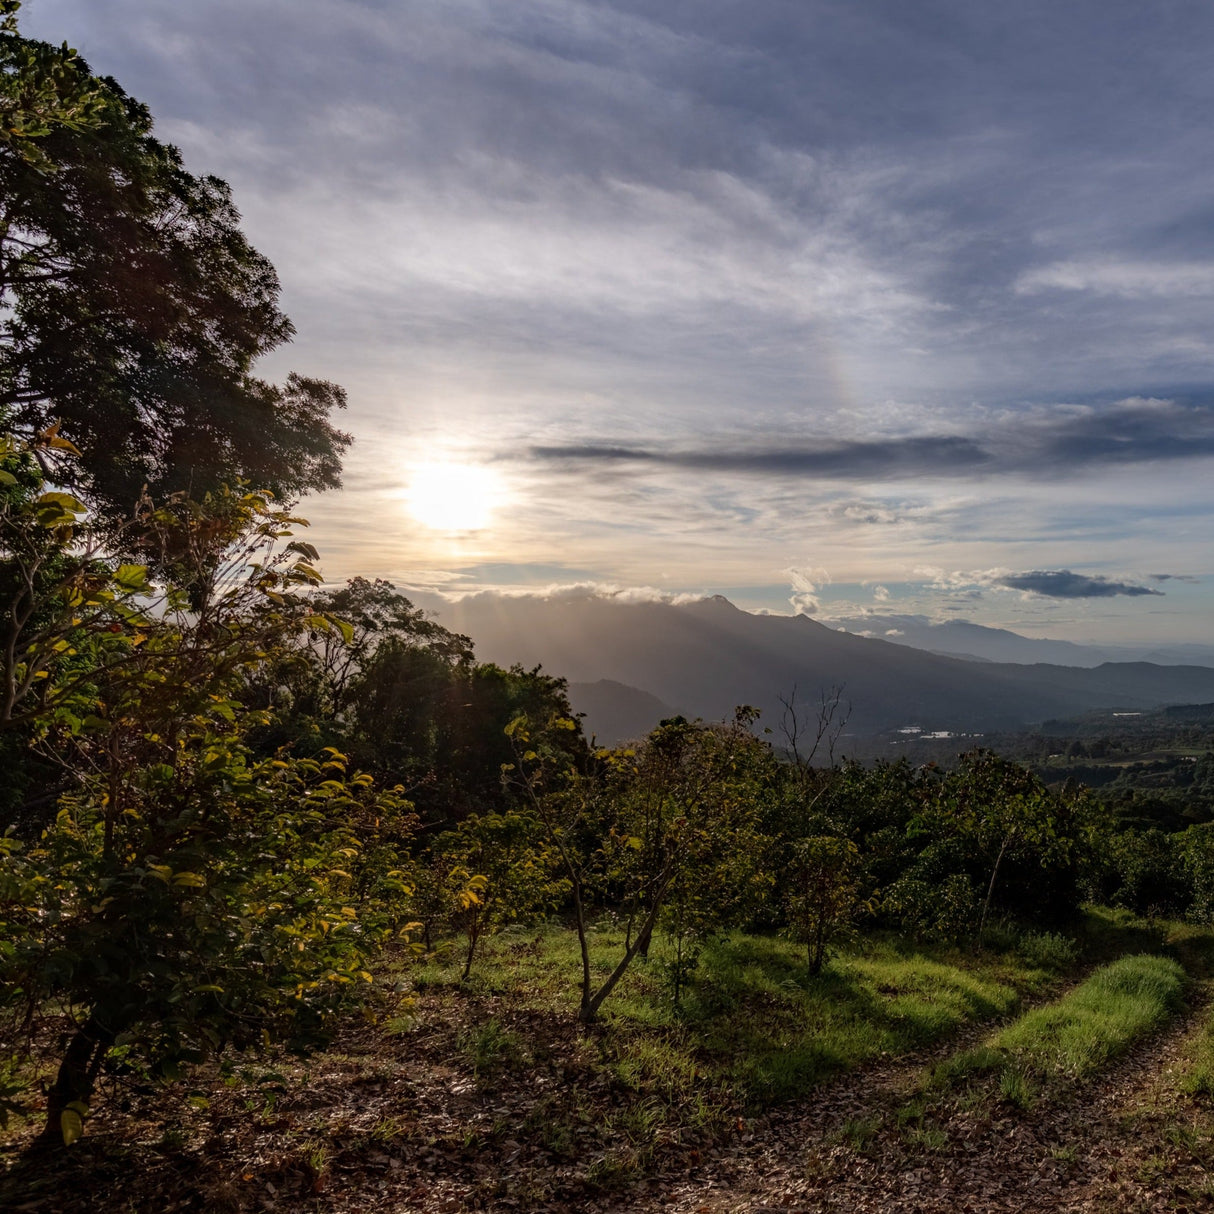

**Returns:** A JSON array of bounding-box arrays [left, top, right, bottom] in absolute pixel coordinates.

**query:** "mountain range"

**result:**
[[429, 593, 1214, 745], [818, 614, 1214, 669]]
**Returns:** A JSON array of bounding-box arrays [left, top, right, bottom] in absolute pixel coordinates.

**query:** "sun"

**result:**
[[405, 461, 503, 532]]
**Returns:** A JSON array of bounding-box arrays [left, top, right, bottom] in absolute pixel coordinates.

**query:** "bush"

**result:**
[[1014, 931, 1078, 972]]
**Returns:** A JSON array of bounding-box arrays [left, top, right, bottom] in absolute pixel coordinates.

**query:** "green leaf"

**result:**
[[113, 563, 148, 591]]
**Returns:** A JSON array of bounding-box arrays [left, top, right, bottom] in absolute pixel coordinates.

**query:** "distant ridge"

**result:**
[[822, 614, 1112, 666], [824, 613, 1214, 670], [438, 593, 1214, 744], [567, 680, 678, 745]]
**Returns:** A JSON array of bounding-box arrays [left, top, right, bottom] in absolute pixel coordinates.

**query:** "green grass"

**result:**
[[992, 953, 1186, 1078], [1175, 994, 1214, 1104], [920, 953, 1187, 1107], [709, 937, 1033, 1104], [405, 921, 1061, 1109]]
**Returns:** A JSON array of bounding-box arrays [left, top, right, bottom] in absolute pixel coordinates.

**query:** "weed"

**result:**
[[156, 1126, 189, 1152], [834, 1114, 882, 1151], [539, 1118, 574, 1156], [458, 1017, 526, 1075], [998, 1065, 1036, 1109], [1015, 931, 1078, 972], [1049, 1144, 1077, 1164], [1136, 1153, 1168, 1184], [302, 1140, 328, 1178], [925, 1046, 1005, 1091], [905, 1124, 947, 1152], [1162, 1120, 1202, 1154], [612, 1095, 665, 1147], [586, 1147, 644, 1190], [370, 1116, 411, 1144]]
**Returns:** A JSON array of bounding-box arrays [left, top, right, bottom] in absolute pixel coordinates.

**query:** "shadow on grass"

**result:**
[[674, 933, 1024, 1106]]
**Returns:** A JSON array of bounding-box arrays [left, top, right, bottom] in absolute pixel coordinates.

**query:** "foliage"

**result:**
[[0, 3, 349, 520], [784, 835, 871, 976], [0, 434, 416, 1147], [1176, 824, 1214, 924], [252, 575, 585, 822], [507, 711, 775, 1019], [433, 810, 567, 980], [0, 1, 106, 171], [1096, 828, 1189, 918]]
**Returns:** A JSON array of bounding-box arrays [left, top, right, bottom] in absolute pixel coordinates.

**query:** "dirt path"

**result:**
[[5, 962, 1212, 1213], [646, 997, 1214, 1213]]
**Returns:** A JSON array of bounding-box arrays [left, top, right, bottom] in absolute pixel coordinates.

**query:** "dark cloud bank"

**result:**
[[529, 395, 1214, 482], [995, 571, 1162, 599]]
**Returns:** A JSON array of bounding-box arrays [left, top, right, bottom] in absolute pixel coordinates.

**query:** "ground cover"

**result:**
[[0, 920, 1066, 1210], [0, 910, 1206, 1212], [913, 952, 1187, 1112]]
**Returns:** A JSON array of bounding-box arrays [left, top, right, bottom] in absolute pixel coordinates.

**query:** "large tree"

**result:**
[[0, 2, 350, 519]]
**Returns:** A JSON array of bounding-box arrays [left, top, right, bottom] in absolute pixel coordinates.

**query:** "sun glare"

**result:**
[[405, 461, 503, 532]]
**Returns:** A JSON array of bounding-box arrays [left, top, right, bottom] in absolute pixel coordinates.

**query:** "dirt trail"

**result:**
[[5, 959, 1211, 1213], [647, 996, 1214, 1214]]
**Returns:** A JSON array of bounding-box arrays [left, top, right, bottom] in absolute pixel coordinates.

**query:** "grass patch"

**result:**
[[458, 1017, 528, 1076], [918, 953, 1187, 1114], [405, 922, 1061, 1111], [1176, 1006, 1214, 1103], [992, 953, 1186, 1079], [666, 932, 1043, 1105]]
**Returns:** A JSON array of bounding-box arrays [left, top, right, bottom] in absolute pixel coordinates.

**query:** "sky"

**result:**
[[22, 0, 1214, 644]]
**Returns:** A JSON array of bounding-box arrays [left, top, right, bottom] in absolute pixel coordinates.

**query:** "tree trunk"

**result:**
[[580, 876, 671, 1024], [809, 919, 825, 976], [572, 880, 594, 1020], [35, 1014, 112, 1149], [979, 835, 1012, 939], [635, 916, 654, 960]]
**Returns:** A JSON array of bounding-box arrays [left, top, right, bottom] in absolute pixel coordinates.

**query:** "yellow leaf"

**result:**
[[60, 1106, 85, 1146]]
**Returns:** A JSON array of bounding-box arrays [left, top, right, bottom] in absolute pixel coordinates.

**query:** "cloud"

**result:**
[[417, 580, 723, 607], [915, 566, 1164, 600], [1016, 260, 1214, 299], [993, 570, 1164, 599], [787, 565, 830, 615], [873, 584, 891, 601], [530, 436, 990, 479], [26, 0, 1214, 648], [526, 395, 1214, 481]]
